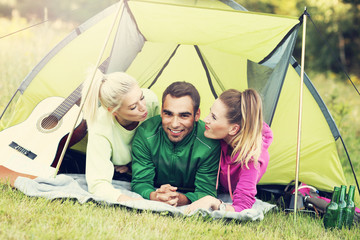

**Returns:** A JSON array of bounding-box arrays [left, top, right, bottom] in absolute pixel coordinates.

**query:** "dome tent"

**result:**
[[0, 0, 352, 197]]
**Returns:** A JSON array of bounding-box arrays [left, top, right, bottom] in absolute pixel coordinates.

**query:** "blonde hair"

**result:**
[[81, 68, 137, 125], [219, 89, 263, 168]]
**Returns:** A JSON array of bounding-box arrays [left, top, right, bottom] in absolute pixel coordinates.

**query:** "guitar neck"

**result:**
[[51, 84, 83, 120]]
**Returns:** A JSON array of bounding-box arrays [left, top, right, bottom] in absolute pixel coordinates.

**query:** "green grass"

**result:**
[[0, 17, 359, 239], [1, 184, 359, 240]]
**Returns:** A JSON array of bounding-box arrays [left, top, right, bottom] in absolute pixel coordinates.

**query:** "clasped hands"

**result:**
[[151, 185, 232, 213], [152, 184, 180, 207]]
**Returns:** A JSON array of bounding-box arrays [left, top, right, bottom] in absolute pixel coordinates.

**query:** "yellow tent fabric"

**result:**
[[129, 0, 298, 62], [126, 43, 248, 114], [264, 66, 346, 191]]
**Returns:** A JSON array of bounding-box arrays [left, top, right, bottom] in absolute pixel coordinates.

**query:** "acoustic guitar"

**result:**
[[0, 84, 87, 178]]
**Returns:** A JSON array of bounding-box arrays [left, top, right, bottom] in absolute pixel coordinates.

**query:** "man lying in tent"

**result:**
[[131, 82, 220, 206]]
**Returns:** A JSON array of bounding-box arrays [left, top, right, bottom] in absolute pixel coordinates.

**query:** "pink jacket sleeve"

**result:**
[[232, 162, 260, 212]]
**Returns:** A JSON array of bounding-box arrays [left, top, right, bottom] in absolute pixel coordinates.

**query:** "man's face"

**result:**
[[161, 95, 200, 143]]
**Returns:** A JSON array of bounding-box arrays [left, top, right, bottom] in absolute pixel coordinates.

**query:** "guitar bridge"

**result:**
[[9, 141, 37, 160]]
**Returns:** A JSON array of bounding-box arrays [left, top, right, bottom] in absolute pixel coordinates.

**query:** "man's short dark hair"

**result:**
[[162, 81, 200, 114]]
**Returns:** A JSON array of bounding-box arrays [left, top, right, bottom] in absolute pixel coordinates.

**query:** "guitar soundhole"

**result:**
[[41, 115, 59, 130]]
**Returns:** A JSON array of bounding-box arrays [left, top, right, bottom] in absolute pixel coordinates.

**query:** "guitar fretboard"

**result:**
[[51, 84, 83, 120]]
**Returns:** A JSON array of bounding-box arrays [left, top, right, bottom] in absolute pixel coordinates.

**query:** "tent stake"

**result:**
[[294, 7, 308, 223], [53, 0, 124, 178]]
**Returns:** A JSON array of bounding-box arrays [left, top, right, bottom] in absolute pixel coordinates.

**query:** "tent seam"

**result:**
[[148, 44, 180, 89], [194, 45, 218, 99]]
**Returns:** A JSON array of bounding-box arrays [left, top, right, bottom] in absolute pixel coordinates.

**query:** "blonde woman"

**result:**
[[186, 89, 273, 212], [81, 69, 159, 202]]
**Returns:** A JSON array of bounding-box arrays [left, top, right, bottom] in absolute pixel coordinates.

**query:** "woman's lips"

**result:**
[[142, 111, 148, 119]]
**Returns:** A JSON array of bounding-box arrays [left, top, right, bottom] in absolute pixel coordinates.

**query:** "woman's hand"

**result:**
[[114, 165, 129, 174], [185, 195, 221, 214]]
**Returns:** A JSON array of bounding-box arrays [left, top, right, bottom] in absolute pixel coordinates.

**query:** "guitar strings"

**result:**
[[41, 86, 83, 129]]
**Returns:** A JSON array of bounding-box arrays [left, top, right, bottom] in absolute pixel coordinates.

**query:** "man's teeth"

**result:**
[[170, 129, 182, 133]]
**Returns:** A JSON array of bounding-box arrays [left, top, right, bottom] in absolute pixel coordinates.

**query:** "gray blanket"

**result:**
[[14, 174, 276, 221]]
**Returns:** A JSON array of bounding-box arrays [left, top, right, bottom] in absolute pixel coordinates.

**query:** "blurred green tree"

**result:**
[[237, 0, 359, 77]]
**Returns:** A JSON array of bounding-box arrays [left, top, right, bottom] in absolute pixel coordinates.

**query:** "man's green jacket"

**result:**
[[131, 115, 220, 203]]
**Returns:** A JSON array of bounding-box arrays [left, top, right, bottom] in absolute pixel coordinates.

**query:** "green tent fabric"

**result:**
[[0, 0, 349, 192]]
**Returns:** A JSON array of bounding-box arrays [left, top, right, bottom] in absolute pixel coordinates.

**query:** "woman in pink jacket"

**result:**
[[186, 89, 273, 212]]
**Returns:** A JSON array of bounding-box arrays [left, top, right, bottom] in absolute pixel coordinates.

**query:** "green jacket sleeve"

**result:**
[[185, 141, 220, 202], [130, 126, 156, 199]]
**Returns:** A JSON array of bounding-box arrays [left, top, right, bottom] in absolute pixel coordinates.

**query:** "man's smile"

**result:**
[[169, 129, 184, 135]]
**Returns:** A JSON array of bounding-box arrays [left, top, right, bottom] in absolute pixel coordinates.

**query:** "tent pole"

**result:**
[[53, 0, 124, 177], [294, 7, 308, 222]]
